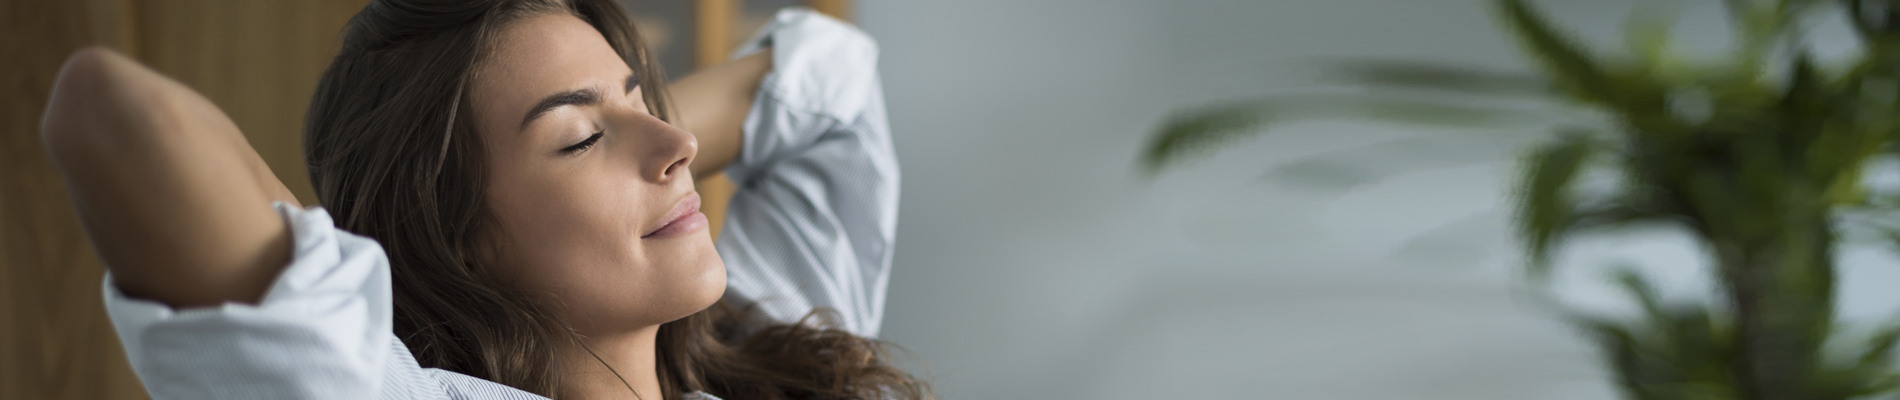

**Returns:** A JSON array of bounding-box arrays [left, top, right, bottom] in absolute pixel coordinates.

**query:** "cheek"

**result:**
[[481, 163, 725, 328], [487, 167, 645, 285]]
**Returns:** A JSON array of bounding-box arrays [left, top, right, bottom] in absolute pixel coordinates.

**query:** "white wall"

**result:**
[[856, 1, 1900, 399]]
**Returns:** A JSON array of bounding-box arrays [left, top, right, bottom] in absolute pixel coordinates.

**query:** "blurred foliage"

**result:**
[[1143, 0, 1900, 398]]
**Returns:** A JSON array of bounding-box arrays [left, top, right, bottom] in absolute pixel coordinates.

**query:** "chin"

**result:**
[[665, 244, 728, 322], [691, 251, 729, 308]]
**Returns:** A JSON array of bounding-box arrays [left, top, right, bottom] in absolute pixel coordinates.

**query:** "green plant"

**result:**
[[1142, 1, 1900, 399]]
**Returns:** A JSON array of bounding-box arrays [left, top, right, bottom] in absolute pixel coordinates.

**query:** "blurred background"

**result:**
[[11, 0, 1900, 399]]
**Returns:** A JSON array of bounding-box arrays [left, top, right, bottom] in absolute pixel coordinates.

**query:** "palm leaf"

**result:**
[[1622, 0, 1682, 74], [1141, 102, 1271, 173], [1812, 323, 1900, 397], [1141, 0, 1900, 398], [1614, 269, 1666, 323], [1322, 59, 1549, 97], [1572, 314, 1655, 397], [1517, 130, 1595, 280], [1846, 0, 1882, 39], [1141, 97, 1542, 173], [1497, 0, 1621, 106], [1498, 0, 1683, 140], [1854, 324, 1900, 376]]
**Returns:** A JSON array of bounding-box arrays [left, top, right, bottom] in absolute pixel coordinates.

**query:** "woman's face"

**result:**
[[469, 13, 725, 332]]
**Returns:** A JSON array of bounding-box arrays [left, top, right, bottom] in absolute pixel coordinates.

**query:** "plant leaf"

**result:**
[[1323, 59, 1549, 96], [1613, 268, 1666, 323], [1141, 102, 1273, 173], [1142, 97, 1541, 173], [1622, 0, 1680, 71], [1497, 0, 1621, 106], [1518, 130, 1595, 280]]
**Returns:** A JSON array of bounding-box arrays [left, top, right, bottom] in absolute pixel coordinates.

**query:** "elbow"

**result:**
[[41, 47, 150, 166], [42, 47, 115, 143]]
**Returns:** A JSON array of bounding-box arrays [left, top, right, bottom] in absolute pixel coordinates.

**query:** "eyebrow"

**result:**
[[518, 73, 640, 130]]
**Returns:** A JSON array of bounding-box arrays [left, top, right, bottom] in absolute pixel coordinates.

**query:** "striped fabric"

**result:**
[[100, 8, 889, 400], [719, 7, 893, 339]]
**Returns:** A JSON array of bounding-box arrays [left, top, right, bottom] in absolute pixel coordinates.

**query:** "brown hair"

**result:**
[[303, 0, 928, 398]]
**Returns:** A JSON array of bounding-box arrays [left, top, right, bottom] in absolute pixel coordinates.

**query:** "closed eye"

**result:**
[[561, 131, 604, 155]]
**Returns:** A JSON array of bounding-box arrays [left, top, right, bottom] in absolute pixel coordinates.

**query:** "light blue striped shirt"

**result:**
[[102, 8, 894, 400]]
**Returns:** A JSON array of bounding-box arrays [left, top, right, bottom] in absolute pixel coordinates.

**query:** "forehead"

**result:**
[[470, 13, 631, 131]]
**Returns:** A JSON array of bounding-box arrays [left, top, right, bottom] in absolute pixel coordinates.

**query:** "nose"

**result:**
[[625, 111, 696, 184]]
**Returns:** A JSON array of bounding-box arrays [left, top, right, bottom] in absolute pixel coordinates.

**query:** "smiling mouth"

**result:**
[[643, 192, 707, 239]]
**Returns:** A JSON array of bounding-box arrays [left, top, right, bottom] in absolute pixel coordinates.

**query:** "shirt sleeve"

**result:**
[[714, 7, 897, 338], [102, 202, 448, 400]]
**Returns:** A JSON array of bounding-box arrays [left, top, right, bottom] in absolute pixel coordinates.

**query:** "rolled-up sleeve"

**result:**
[[103, 203, 445, 400], [716, 7, 897, 338]]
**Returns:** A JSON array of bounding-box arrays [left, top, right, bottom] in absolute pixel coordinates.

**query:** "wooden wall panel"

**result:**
[[135, 0, 369, 206], [695, 0, 738, 239], [1, 0, 151, 399], [2, 0, 365, 398]]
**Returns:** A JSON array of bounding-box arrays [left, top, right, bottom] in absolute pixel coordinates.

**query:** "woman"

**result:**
[[38, 0, 924, 399]]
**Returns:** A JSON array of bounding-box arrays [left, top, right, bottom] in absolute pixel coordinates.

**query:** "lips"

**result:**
[[643, 192, 708, 239]]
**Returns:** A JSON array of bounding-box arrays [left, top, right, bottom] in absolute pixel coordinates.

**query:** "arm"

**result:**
[[65, 48, 432, 399], [705, 9, 896, 337], [670, 49, 772, 177], [41, 47, 296, 308]]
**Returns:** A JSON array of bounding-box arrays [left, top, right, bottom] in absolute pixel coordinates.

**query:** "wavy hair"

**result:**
[[302, 0, 928, 398]]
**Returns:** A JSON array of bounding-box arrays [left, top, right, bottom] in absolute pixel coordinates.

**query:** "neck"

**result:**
[[559, 324, 665, 400]]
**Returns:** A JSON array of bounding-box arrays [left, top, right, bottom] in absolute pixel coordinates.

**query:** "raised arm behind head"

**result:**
[[41, 47, 300, 308], [671, 49, 771, 177]]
